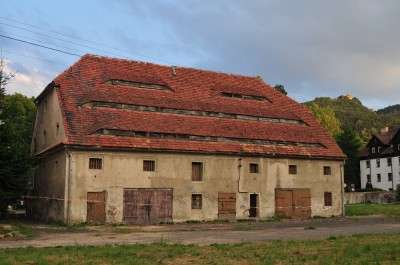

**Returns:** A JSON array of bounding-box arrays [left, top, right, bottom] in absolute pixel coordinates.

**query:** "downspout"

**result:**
[[66, 148, 72, 226], [390, 158, 394, 191], [238, 158, 243, 193], [340, 159, 345, 216]]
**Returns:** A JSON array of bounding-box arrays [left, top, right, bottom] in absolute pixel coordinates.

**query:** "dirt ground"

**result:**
[[1, 215, 400, 248]]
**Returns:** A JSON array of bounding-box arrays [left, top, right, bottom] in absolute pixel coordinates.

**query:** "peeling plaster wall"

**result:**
[[63, 150, 343, 223]]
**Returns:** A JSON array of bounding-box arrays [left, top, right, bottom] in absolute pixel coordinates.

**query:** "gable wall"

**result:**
[[31, 87, 66, 155]]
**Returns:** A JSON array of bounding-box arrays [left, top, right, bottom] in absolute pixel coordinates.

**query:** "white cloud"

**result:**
[[4, 61, 48, 98]]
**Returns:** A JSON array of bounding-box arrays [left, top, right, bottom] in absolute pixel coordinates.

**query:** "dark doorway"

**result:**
[[249, 194, 258, 217]]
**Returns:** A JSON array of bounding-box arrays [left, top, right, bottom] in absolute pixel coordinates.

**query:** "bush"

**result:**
[[396, 184, 400, 202]]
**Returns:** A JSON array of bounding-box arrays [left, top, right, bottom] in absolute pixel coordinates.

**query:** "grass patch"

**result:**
[[0, 233, 399, 264], [259, 216, 282, 222], [237, 218, 257, 222], [185, 220, 201, 224], [345, 203, 400, 217], [11, 223, 36, 237], [112, 227, 143, 234]]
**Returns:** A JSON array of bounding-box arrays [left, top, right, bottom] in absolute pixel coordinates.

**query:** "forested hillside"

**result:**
[[304, 96, 400, 143], [377, 104, 400, 116]]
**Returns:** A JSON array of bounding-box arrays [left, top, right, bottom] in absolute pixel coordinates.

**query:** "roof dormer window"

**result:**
[[371, 147, 375, 154], [219, 92, 269, 102], [109, 79, 172, 91]]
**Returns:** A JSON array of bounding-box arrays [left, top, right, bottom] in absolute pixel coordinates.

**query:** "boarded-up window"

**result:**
[[143, 160, 155, 171], [289, 165, 297, 175], [324, 192, 332, 206], [192, 194, 202, 209], [192, 162, 203, 181], [323, 166, 331, 175], [89, 158, 102, 170], [250, 163, 259, 173]]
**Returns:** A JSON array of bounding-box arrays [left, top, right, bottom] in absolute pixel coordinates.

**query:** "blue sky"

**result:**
[[1, 0, 400, 110]]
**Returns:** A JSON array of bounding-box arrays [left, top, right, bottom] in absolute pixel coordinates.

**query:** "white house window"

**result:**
[[367, 174, 371, 183], [377, 174, 381, 182], [378, 147, 381, 153], [366, 160, 370, 168], [372, 147, 375, 154], [388, 173, 393, 181], [376, 159, 380, 168], [387, 158, 392, 167]]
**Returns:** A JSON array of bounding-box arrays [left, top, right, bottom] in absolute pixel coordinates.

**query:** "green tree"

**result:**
[[307, 103, 342, 138], [273, 84, 287, 95], [0, 55, 16, 107], [0, 93, 36, 216], [336, 126, 364, 189]]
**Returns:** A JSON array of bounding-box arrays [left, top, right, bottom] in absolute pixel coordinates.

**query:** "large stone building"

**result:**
[[359, 128, 400, 191], [29, 54, 345, 224]]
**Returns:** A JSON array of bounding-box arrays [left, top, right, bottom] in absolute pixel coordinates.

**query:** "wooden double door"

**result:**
[[275, 188, 311, 218], [123, 188, 173, 224]]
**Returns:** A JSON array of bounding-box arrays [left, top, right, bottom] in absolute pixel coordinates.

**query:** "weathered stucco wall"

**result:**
[[64, 150, 343, 223], [31, 87, 66, 155], [27, 149, 66, 222]]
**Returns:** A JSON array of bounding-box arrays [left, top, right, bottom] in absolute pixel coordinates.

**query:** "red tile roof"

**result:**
[[52, 54, 344, 158]]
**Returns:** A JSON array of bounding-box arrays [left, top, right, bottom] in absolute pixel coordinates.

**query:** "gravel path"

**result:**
[[1, 216, 400, 248]]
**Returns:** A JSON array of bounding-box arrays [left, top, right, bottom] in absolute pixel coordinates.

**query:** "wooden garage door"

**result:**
[[87, 191, 106, 223], [218, 193, 236, 220], [275, 189, 311, 218], [123, 188, 173, 224]]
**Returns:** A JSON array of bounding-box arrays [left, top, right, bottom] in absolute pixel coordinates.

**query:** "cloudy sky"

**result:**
[[1, 0, 399, 110]]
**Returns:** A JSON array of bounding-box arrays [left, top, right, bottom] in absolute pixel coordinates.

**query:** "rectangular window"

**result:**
[[191, 194, 202, 209], [192, 162, 203, 181], [387, 158, 392, 167], [378, 147, 381, 153], [388, 173, 393, 181], [376, 159, 380, 168], [377, 174, 381, 182], [143, 160, 156, 172], [323, 166, 331, 175], [324, 192, 332, 207], [366, 160, 370, 168], [367, 174, 371, 183], [250, 163, 259, 173], [89, 158, 102, 170], [289, 165, 297, 175], [372, 147, 375, 154]]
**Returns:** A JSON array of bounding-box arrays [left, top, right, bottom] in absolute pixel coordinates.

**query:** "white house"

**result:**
[[359, 128, 400, 191]]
